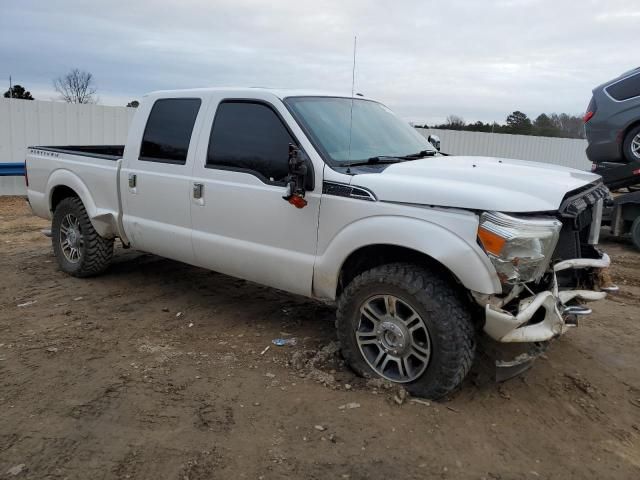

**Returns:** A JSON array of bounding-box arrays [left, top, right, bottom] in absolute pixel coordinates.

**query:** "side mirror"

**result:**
[[428, 134, 441, 151], [283, 144, 308, 209]]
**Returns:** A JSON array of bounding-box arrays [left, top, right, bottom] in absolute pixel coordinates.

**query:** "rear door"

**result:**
[[189, 95, 322, 296], [120, 96, 206, 263]]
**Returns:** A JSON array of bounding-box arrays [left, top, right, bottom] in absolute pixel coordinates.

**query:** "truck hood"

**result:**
[[351, 156, 600, 213]]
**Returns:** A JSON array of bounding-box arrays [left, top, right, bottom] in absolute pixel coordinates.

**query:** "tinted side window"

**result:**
[[606, 73, 640, 101], [207, 102, 293, 182], [140, 98, 201, 164]]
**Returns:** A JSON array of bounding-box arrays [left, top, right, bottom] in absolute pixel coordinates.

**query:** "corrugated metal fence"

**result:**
[[0, 98, 134, 195], [0, 99, 591, 196], [417, 128, 590, 170]]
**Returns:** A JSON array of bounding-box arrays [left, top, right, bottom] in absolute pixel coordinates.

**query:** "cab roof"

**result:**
[[144, 87, 371, 101]]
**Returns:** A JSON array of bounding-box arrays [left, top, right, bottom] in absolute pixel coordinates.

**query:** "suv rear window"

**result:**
[[140, 98, 201, 164], [606, 73, 640, 101]]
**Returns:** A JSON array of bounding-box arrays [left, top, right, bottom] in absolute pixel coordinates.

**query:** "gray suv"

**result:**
[[585, 67, 640, 164]]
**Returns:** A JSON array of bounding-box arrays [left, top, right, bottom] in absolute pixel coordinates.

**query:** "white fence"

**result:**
[[0, 99, 592, 196], [417, 128, 590, 171], [0, 98, 134, 195]]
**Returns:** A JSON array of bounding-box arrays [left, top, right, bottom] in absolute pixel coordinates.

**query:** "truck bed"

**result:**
[[26, 145, 124, 239]]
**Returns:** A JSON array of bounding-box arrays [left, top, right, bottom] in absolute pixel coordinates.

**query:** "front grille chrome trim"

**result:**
[[588, 199, 604, 245], [558, 182, 611, 218]]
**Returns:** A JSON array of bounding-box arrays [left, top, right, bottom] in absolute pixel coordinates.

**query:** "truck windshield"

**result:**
[[284, 96, 435, 165]]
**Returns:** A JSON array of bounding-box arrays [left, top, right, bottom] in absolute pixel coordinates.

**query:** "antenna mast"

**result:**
[[347, 36, 357, 162], [351, 36, 357, 97]]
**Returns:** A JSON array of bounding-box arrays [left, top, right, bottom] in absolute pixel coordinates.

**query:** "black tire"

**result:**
[[336, 263, 475, 400], [631, 216, 640, 251], [623, 125, 640, 163], [51, 197, 114, 277]]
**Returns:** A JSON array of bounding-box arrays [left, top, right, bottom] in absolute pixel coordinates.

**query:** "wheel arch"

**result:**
[[621, 119, 640, 156], [337, 244, 464, 298], [50, 184, 80, 212], [46, 170, 112, 237], [623, 118, 640, 138], [313, 215, 501, 301]]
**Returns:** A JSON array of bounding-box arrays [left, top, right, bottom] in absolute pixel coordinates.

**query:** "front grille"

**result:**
[[553, 182, 610, 261], [552, 182, 609, 288], [558, 182, 610, 219]]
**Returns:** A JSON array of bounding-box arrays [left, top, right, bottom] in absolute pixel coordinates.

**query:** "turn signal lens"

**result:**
[[288, 195, 308, 209], [478, 227, 506, 255]]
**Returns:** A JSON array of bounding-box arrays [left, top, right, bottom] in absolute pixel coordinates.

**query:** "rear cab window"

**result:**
[[140, 98, 202, 164], [606, 72, 640, 101], [206, 101, 295, 183]]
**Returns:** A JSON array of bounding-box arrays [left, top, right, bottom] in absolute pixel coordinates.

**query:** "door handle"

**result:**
[[128, 174, 137, 188], [193, 183, 204, 199]]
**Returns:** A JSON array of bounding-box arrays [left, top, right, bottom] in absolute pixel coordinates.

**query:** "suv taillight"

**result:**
[[583, 97, 597, 123]]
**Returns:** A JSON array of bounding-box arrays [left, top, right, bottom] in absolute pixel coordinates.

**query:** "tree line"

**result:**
[[416, 110, 585, 139], [3, 68, 139, 107]]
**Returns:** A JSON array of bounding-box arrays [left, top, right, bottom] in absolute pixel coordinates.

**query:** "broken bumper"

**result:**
[[482, 254, 611, 343]]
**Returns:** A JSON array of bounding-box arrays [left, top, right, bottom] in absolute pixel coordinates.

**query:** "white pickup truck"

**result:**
[[26, 88, 615, 399]]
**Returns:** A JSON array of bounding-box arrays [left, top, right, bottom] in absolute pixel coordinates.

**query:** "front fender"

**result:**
[[46, 169, 115, 238], [313, 214, 501, 300]]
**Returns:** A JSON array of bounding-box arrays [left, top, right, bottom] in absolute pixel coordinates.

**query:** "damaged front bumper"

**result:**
[[478, 253, 613, 343]]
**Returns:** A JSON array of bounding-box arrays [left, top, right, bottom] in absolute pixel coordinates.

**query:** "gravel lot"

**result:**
[[1, 196, 639, 480]]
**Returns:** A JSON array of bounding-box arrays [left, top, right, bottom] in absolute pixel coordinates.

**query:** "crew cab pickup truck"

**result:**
[[26, 88, 615, 399]]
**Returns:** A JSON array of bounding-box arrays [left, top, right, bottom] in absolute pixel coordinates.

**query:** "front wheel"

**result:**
[[51, 197, 114, 277], [336, 263, 476, 400]]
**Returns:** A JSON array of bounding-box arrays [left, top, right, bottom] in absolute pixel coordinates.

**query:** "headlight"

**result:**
[[478, 211, 562, 284]]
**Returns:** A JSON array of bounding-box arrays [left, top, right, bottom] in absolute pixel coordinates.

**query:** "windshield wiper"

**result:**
[[341, 156, 404, 167], [342, 150, 437, 167], [397, 150, 437, 160]]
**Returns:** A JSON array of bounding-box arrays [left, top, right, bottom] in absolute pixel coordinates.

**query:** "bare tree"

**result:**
[[445, 115, 466, 129], [53, 69, 97, 104]]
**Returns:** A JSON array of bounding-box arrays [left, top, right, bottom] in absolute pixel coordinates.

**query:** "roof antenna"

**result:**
[[346, 35, 357, 165]]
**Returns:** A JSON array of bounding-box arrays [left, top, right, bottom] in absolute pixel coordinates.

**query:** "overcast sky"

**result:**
[[1, 0, 637, 124]]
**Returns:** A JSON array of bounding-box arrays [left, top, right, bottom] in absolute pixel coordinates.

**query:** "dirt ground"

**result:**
[[0, 196, 639, 480]]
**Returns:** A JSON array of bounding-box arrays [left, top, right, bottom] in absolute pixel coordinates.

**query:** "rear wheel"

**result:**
[[336, 263, 476, 399], [631, 216, 640, 251], [623, 125, 640, 163], [51, 197, 114, 277]]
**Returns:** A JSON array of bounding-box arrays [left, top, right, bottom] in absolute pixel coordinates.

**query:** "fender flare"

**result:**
[[46, 169, 116, 238], [313, 215, 501, 300]]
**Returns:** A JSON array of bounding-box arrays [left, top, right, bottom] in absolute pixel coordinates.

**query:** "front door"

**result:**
[[190, 98, 322, 296]]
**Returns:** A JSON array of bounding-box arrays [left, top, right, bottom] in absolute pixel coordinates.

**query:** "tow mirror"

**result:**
[[283, 144, 308, 209], [428, 134, 441, 151]]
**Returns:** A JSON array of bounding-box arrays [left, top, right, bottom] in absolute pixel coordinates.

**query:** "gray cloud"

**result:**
[[1, 0, 637, 124]]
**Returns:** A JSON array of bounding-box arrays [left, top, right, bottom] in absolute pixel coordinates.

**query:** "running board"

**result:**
[[41, 229, 52, 238]]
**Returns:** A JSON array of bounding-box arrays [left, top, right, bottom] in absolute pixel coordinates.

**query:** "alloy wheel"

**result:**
[[59, 213, 83, 263], [355, 294, 431, 383]]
